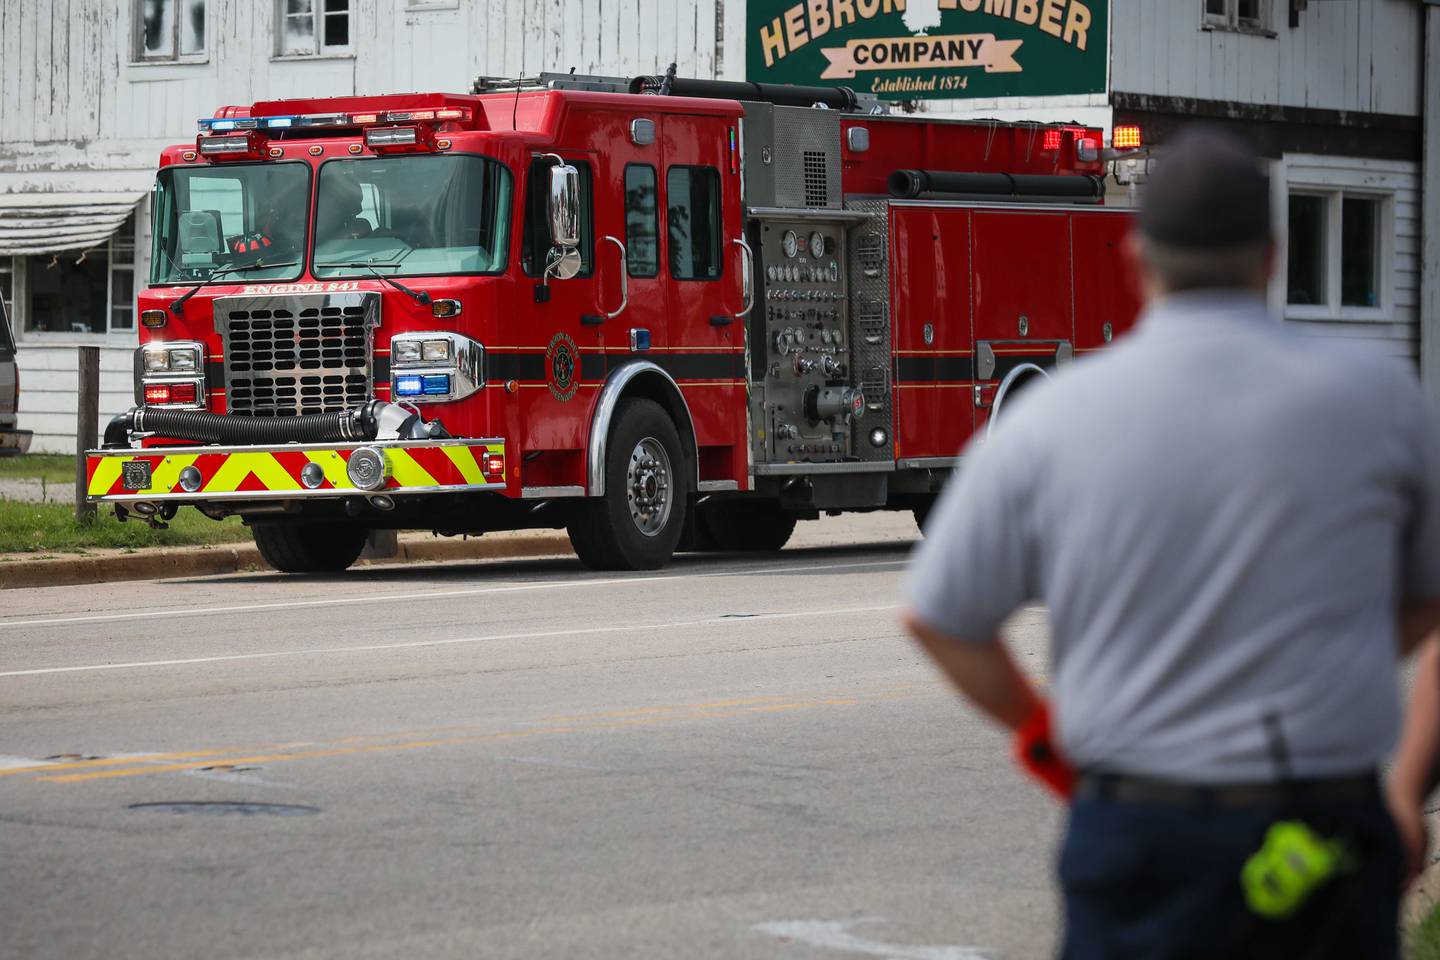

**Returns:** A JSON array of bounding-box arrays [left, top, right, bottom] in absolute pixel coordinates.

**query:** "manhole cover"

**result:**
[[129, 802, 319, 817]]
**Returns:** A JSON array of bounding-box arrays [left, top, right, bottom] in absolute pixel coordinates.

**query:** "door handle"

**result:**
[[730, 236, 754, 319], [600, 235, 628, 320]]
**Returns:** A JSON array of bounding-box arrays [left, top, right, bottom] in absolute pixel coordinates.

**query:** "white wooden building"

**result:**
[[1, 0, 1436, 451]]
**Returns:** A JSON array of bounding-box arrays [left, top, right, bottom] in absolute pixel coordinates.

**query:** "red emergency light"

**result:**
[[144, 383, 198, 405], [1043, 126, 1089, 151], [480, 452, 506, 482]]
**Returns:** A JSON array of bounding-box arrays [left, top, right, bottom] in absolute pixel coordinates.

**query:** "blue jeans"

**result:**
[[1058, 790, 1402, 959]]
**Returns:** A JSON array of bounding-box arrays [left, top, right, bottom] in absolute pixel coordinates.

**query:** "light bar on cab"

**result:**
[[197, 107, 470, 133]]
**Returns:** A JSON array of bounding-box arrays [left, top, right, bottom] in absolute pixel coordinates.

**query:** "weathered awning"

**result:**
[[0, 192, 144, 256]]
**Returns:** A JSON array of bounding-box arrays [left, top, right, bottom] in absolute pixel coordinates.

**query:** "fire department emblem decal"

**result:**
[[546, 332, 579, 402]]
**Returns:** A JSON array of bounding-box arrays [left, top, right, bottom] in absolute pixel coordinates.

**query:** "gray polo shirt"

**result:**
[[905, 290, 1440, 783]]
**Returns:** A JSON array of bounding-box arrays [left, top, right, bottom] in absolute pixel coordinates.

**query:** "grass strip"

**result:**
[[0, 500, 249, 555], [0, 454, 75, 485]]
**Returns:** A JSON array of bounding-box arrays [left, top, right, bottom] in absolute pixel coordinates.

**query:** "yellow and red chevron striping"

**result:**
[[86, 441, 504, 499]]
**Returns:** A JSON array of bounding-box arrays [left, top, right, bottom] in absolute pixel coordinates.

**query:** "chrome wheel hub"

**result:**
[[627, 437, 672, 537]]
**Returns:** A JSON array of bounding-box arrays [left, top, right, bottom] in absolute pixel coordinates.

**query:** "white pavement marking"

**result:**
[[0, 603, 901, 679], [0, 557, 907, 631], [754, 919, 993, 960]]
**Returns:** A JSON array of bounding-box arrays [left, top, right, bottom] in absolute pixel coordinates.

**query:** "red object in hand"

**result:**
[[1014, 701, 1077, 801]]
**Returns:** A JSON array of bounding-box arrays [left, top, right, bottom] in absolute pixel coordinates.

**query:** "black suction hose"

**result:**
[[104, 404, 378, 448], [888, 169, 1106, 200], [629, 75, 860, 111]]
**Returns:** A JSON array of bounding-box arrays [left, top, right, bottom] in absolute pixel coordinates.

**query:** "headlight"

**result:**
[[142, 344, 201, 373], [389, 332, 483, 404]]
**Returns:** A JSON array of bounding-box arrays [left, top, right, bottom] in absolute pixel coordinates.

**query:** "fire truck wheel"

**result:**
[[697, 500, 796, 552], [251, 521, 368, 573], [567, 398, 689, 570]]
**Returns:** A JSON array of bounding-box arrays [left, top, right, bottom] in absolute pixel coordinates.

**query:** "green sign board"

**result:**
[[746, 0, 1108, 101]]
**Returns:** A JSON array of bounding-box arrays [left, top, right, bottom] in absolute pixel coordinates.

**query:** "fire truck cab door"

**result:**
[[660, 113, 748, 379], [590, 113, 668, 357]]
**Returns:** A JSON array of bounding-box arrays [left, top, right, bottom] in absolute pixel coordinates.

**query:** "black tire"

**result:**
[[252, 521, 367, 573], [696, 499, 796, 552], [567, 399, 689, 570]]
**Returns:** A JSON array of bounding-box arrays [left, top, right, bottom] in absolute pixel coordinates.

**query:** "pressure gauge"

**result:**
[[781, 230, 799, 258], [810, 232, 826, 257]]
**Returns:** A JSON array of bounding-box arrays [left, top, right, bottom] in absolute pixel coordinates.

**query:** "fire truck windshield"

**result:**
[[151, 162, 310, 284], [312, 155, 512, 279]]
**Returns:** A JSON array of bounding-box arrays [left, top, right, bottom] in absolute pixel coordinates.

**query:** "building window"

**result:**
[[1286, 192, 1387, 316], [1203, 0, 1270, 33], [135, 0, 206, 61], [22, 214, 138, 337], [277, 0, 351, 56]]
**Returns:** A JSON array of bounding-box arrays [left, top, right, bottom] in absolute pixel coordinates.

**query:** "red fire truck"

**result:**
[[85, 74, 1142, 573]]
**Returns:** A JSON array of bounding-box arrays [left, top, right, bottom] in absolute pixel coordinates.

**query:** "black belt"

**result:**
[[1075, 772, 1380, 809]]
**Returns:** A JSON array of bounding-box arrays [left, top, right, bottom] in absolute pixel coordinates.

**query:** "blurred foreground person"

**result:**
[[902, 127, 1440, 959]]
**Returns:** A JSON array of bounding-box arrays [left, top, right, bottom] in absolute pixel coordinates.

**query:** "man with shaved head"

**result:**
[[904, 127, 1440, 957]]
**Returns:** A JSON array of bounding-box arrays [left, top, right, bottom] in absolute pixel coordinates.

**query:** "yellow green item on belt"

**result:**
[[1241, 820, 1349, 919]]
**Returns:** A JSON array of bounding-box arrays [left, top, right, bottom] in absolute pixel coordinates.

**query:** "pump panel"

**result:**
[[751, 215, 861, 465]]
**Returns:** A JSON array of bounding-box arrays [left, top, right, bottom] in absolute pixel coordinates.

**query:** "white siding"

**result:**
[[15, 346, 135, 455], [1109, 0, 1423, 115], [1277, 155, 1421, 360]]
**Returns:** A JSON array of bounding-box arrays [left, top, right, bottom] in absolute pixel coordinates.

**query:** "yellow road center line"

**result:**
[[3, 684, 935, 779], [38, 692, 929, 784]]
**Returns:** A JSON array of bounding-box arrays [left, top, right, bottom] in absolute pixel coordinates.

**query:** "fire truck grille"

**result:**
[[214, 292, 378, 417], [803, 151, 829, 207]]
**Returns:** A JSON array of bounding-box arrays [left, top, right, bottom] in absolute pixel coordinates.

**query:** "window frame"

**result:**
[[311, 153, 514, 280], [623, 163, 661, 280], [1284, 188, 1393, 322], [15, 212, 142, 342], [1200, 0, 1274, 37], [665, 164, 724, 283], [274, 0, 353, 59], [150, 160, 312, 286], [132, 0, 208, 64]]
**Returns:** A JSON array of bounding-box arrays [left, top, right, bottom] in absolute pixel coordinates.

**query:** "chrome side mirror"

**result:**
[[546, 246, 583, 282], [547, 162, 581, 250]]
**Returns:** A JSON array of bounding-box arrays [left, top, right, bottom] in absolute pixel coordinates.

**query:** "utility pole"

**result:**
[[74, 346, 99, 523]]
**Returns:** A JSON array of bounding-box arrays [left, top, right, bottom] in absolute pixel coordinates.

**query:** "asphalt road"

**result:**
[[0, 513, 1059, 960]]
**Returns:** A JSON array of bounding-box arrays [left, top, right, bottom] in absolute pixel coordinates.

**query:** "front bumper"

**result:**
[[0, 427, 33, 457], [85, 438, 507, 503]]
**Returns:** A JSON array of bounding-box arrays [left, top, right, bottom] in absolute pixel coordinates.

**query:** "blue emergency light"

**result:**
[[422, 375, 451, 396], [394, 376, 424, 397]]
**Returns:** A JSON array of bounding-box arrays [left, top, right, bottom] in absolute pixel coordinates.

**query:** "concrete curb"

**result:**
[[0, 532, 575, 590]]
